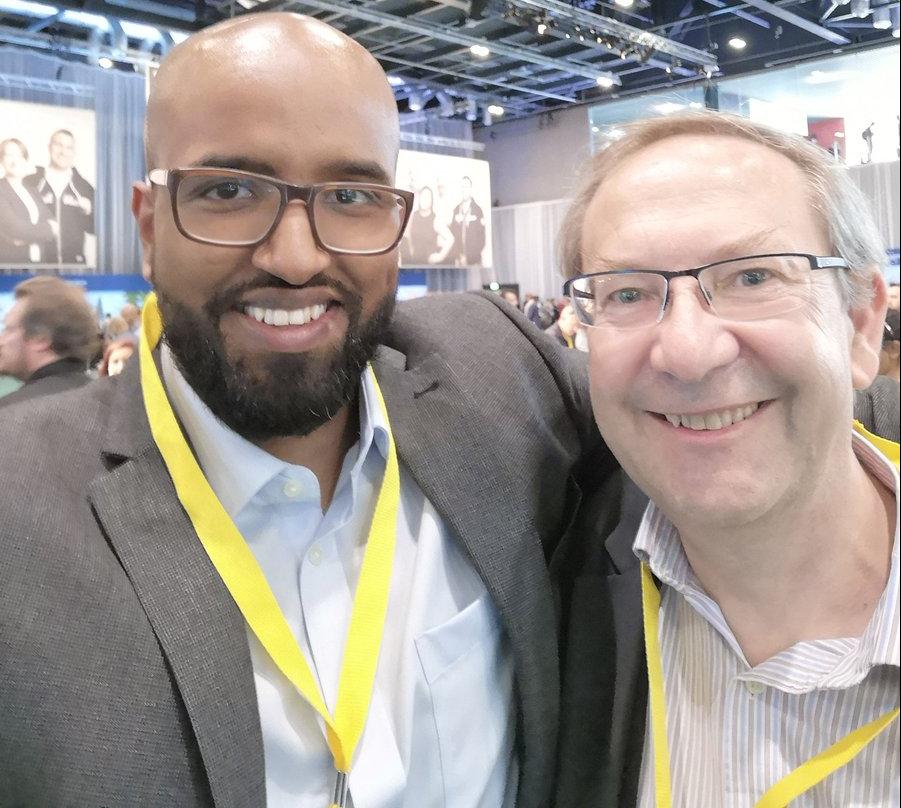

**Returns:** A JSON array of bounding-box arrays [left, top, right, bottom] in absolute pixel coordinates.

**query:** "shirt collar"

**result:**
[[634, 428, 900, 672], [160, 344, 388, 520]]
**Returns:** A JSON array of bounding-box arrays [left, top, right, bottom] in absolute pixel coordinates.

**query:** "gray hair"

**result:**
[[558, 111, 884, 309]]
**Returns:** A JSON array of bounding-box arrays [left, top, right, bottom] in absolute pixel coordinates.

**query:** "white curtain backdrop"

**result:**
[[847, 161, 900, 251], [490, 198, 570, 300]]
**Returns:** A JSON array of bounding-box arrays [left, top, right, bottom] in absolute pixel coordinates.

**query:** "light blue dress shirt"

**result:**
[[161, 346, 517, 808]]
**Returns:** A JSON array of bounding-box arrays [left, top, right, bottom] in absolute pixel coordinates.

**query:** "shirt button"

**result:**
[[282, 480, 303, 499], [308, 546, 323, 566], [745, 681, 765, 696]]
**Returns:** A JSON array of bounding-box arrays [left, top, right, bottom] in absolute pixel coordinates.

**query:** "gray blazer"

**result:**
[[0, 292, 612, 808]]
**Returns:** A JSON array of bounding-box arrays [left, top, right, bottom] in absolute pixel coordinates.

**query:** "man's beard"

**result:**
[[157, 274, 395, 443]]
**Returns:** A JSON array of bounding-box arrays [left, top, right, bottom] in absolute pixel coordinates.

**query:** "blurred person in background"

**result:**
[[24, 129, 95, 266], [98, 338, 136, 377], [0, 138, 58, 266], [545, 303, 581, 348], [887, 283, 899, 312], [880, 309, 900, 381], [119, 302, 142, 341], [0, 276, 99, 408]]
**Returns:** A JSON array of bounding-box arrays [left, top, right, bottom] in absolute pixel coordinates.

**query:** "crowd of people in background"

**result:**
[[0, 276, 140, 409]]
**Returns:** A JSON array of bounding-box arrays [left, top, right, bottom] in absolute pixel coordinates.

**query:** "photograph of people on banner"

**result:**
[[0, 100, 97, 271], [396, 150, 492, 270]]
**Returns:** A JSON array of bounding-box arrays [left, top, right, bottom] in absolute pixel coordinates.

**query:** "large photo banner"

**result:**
[[396, 150, 492, 270], [0, 100, 97, 271]]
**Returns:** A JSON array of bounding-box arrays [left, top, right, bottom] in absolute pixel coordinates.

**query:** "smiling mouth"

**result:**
[[239, 302, 336, 327], [654, 401, 767, 431]]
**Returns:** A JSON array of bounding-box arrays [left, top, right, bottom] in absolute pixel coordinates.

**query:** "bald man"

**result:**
[[0, 12, 610, 808]]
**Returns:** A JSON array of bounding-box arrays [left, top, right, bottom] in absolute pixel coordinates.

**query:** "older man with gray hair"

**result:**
[[554, 112, 899, 807]]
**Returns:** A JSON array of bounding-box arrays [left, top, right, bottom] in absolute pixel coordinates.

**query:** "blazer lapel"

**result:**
[[88, 364, 266, 808], [373, 348, 559, 808]]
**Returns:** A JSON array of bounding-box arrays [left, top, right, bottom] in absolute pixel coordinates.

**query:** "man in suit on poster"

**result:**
[[25, 128, 96, 266], [449, 174, 487, 267], [0, 12, 611, 808]]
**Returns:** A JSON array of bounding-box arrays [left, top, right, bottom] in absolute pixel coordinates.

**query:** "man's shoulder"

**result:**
[[22, 168, 45, 188], [0, 374, 120, 471], [0, 370, 91, 409], [71, 167, 95, 194]]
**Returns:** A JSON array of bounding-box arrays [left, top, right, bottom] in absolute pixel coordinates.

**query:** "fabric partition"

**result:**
[[0, 47, 147, 275], [846, 161, 900, 252], [490, 198, 570, 301]]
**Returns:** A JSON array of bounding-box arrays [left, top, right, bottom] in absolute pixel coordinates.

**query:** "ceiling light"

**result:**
[[537, 22, 547, 34], [653, 102, 685, 114], [872, 6, 892, 28], [728, 36, 747, 49], [97, 56, 114, 69], [614, 0, 635, 7], [596, 75, 616, 88], [407, 91, 425, 112], [0, 0, 57, 15], [591, 126, 600, 133], [850, 0, 870, 17], [60, 9, 109, 28], [464, 98, 478, 122], [689, 101, 704, 109], [470, 44, 490, 58], [120, 20, 160, 40], [487, 104, 505, 116], [387, 75, 405, 87]]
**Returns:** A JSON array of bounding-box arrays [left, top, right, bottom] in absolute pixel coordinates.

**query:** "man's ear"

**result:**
[[849, 269, 888, 390], [132, 181, 155, 283]]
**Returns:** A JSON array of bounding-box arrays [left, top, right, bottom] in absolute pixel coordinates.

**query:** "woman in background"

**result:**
[[0, 138, 58, 266]]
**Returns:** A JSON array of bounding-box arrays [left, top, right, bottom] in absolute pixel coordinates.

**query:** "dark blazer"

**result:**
[[0, 177, 57, 265], [24, 166, 95, 265], [0, 292, 614, 808], [553, 378, 901, 808], [0, 357, 91, 410]]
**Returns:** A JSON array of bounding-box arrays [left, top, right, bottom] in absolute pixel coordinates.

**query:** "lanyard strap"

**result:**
[[139, 293, 400, 805], [641, 565, 899, 808], [641, 429, 900, 808]]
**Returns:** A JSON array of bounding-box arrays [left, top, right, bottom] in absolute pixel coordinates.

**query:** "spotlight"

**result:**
[[596, 75, 616, 88], [407, 91, 425, 112], [614, 0, 635, 7], [387, 75, 405, 87], [872, 6, 891, 28], [487, 104, 505, 116], [537, 22, 547, 34], [464, 98, 478, 122], [436, 91, 456, 117], [470, 44, 491, 57], [728, 36, 747, 49], [97, 56, 114, 69]]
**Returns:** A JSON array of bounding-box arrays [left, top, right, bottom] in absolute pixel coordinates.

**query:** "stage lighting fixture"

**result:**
[[537, 22, 547, 34], [436, 91, 456, 117], [596, 75, 615, 88], [487, 104, 505, 116], [464, 98, 479, 122], [850, 0, 870, 17], [470, 44, 491, 58], [97, 56, 114, 69], [407, 91, 425, 112], [728, 36, 747, 49], [614, 0, 635, 7]]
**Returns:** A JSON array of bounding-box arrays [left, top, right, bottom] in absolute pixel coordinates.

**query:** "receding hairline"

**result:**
[[145, 12, 392, 170]]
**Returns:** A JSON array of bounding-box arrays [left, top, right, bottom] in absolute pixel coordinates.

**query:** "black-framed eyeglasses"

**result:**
[[148, 167, 415, 256], [563, 253, 850, 330]]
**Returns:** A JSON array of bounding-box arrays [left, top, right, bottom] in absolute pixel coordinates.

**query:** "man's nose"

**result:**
[[251, 200, 331, 284], [648, 278, 740, 383]]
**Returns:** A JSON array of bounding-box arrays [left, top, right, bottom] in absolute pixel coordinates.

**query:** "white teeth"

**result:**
[[244, 304, 328, 327], [663, 402, 760, 431]]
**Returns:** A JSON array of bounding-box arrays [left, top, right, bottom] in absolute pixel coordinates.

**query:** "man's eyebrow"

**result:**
[[186, 156, 393, 186], [584, 227, 786, 271]]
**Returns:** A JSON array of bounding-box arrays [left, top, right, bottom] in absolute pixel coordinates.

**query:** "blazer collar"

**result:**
[[91, 359, 266, 807]]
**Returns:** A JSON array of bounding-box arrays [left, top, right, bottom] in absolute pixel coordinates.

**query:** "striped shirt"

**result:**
[[636, 430, 900, 807]]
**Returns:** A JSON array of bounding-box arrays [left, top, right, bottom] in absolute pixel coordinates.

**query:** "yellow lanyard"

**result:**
[[139, 293, 400, 808], [641, 429, 900, 808]]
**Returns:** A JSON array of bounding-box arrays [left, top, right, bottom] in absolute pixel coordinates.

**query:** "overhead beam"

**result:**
[[376, 52, 576, 102], [509, 0, 718, 66], [260, 0, 622, 84], [737, 0, 850, 42], [699, 0, 771, 29]]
